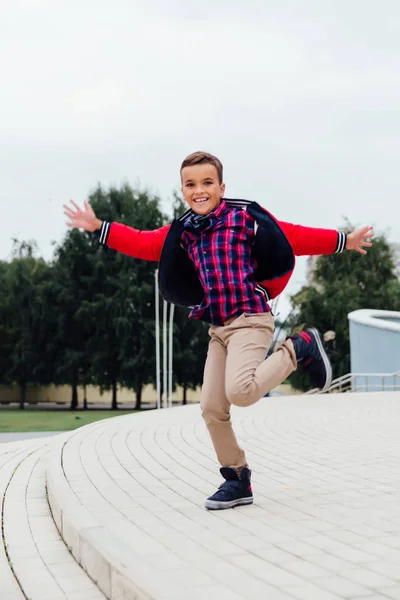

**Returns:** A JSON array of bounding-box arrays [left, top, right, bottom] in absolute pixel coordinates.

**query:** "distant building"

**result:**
[[306, 242, 400, 285], [348, 309, 400, 387]]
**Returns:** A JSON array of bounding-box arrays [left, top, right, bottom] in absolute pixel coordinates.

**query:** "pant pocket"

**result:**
[[243, 312, 273, 329], [242, 313, 262, 327]]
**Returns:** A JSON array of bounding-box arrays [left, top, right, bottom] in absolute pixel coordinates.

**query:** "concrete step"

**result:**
[[0, 440, 41, 599], [1, 438, 105, 600], [46, 393, 400, 600]]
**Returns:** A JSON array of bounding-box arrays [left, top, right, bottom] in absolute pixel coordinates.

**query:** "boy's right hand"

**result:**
[[64, 200, 102, 232]]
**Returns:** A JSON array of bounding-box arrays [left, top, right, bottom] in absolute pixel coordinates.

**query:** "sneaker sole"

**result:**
[[308, 328, 332, 391], [204, 496, 253, 510]]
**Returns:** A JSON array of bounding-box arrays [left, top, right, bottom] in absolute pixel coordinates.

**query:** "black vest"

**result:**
[[158, 199, 295, 307]]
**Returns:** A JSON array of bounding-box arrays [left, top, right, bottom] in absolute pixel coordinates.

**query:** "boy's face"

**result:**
[[181, 163, 225, 215]]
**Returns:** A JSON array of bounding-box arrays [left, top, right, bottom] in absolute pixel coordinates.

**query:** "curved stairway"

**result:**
[[0, 437, 105, 599], [2, 392, 400, 600]]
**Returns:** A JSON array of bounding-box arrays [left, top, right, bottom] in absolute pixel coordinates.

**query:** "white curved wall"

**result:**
[[348, 310, 400, 386]]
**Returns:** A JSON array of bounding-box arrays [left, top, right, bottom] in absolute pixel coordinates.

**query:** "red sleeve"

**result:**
[[278, 221, 345, 256], [100, 222, 171, 262]]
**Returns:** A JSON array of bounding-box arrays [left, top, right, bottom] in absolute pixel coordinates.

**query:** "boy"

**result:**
[[64, 151, 373, 510]]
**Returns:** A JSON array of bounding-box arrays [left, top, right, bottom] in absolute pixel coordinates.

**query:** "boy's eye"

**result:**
[[205, 181, 213, 185]]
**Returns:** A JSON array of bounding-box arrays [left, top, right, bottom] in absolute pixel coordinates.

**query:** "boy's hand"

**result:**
[[64, 200, 102, 232], [346, 226, 374, 254]]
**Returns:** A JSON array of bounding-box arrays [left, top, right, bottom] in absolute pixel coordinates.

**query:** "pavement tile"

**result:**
[[339, 567, 396, 588], [377, 587, 400, 600], [312, 575, 376, 597]]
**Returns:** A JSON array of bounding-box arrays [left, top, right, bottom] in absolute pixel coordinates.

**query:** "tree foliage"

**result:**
[[0, 184, 212, 409], [0, 242, 54, 407], [288, 227, 400, 390]]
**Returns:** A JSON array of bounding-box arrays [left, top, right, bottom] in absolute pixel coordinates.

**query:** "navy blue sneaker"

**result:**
[[289, 328, 332, 391], [205, 467, 253, 510]]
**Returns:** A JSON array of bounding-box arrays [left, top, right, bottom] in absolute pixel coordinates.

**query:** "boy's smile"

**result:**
[[181, 163, 225, 215]]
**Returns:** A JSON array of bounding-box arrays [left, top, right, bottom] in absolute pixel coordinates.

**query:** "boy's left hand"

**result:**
[[346, 226, 374, 254]]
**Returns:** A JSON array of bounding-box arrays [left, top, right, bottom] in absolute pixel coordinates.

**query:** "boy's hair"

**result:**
[[180, 151, 223, 184]]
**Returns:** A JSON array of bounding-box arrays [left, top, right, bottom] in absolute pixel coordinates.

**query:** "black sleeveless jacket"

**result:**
[[158, 199, 295, 308]]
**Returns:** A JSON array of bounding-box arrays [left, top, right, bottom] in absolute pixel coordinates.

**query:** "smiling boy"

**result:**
[[64, 151, 373, 510]]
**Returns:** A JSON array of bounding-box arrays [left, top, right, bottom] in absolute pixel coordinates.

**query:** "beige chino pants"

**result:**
[[200, 312, 297, 471]]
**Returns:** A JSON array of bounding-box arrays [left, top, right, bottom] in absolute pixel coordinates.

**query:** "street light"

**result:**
[[168, 303, 175, 408], [154, 269, 161, 409], [155, 269, 175, 409]]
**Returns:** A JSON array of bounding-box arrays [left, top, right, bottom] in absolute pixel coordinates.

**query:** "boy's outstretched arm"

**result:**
[[279, 220, 374, 257], [63, 200, 170, 262]]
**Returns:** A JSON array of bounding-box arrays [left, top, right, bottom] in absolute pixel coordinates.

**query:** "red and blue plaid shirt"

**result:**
[[181, 200, 271, 325]]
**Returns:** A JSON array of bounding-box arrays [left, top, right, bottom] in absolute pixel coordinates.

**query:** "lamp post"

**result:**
[[163, 300, 168, 409], [168, 303, 175, 408], [154, 269, 161, 410], [155, 269, 175, 409]]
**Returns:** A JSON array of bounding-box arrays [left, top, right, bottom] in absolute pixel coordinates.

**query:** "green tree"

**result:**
[[4, 242, 53, 408], [77, 183, 168, 409], [51, 230, 98, 409], [0, 261, 13, 386], [288, 228, 400, 390], [172, 307, 209, 403]]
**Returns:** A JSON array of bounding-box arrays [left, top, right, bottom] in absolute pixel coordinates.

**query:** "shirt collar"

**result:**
[[185, 199, 229, 231]]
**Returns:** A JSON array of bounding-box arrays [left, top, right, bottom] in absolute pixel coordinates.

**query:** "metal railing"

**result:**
[[305, 371, 400, 394]]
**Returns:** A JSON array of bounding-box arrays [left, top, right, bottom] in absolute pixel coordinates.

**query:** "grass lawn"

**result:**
[[0, 409, 137, 433]]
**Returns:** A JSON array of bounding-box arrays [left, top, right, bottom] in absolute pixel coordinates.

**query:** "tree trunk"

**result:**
[[111, 379, 118, 410], [19, 383, 26, 410], [83, 385, 88, 410], [70, 382, 78, 410], [134, 385, 142, 411], [182, 383, 187, 405]]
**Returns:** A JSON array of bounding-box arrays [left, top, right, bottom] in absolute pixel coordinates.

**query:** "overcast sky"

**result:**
[[1, 0, 399, 317]]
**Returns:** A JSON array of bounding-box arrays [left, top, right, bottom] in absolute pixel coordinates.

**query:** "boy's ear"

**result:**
[[220, 183, 226, 197]]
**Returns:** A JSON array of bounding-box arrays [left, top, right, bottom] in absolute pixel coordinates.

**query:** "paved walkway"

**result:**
[[2, 392, 400, 599], [0, 431, 63, 442]]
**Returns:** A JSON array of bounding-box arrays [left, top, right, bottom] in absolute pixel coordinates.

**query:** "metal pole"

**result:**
[[168, 303, 175, 408], [155, 270, 161, 410], [163, 300, 168, 409]]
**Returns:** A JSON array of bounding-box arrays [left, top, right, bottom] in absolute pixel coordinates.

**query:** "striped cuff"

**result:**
[[98, 221, 111, 245], [335, 231, 347, 253]]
